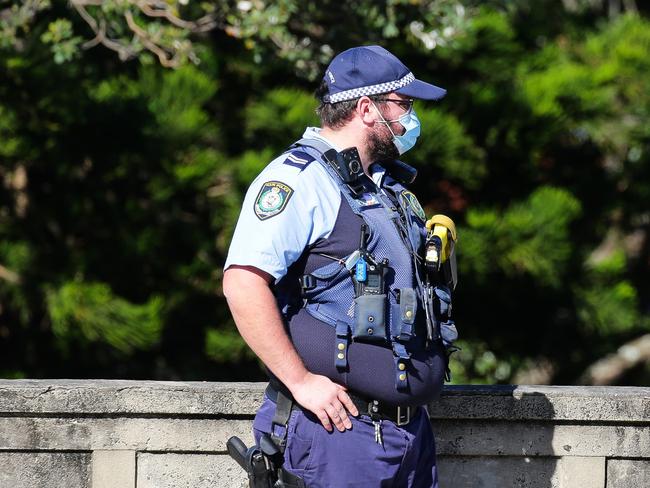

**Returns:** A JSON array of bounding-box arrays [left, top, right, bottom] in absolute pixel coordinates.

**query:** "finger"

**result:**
[[325, 403, 346, 432], [338, 390, 359, 417], [316, 410, 333, 432], [332, 399, 353, 429]]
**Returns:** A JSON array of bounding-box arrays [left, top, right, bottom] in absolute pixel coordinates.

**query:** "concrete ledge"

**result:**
[[0, 380, 265, 416], [0, 381, 649, 488], [433, 385, 650, 422], [2, 381, 648, 421]]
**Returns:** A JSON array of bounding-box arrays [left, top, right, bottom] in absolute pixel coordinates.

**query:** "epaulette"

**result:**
[[282, 150, 315, 171]]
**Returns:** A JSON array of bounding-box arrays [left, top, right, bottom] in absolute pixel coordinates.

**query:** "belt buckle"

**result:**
[[396, 406, 411, 426]]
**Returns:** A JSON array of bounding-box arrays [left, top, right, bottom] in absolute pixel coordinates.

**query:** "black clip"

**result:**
[[299, 275, 316, 293]]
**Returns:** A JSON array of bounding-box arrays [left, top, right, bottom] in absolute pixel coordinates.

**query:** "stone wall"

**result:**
[[0, 380, 648, 487]]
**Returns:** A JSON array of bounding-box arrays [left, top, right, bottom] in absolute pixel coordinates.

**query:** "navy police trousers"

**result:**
[[253, 394, 439, 488]]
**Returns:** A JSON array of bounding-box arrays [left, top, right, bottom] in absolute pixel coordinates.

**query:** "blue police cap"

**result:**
[[322, 45, 446, 103]]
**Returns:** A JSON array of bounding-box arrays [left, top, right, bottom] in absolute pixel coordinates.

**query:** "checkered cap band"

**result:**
[[327, 72, 415, 103]]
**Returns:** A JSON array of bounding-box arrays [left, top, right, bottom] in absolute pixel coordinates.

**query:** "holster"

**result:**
[[227, 384, 306, 488], [226, 435, 306, 487]]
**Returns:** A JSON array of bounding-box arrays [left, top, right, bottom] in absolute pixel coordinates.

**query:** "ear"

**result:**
[[357, 97, 378, 125]]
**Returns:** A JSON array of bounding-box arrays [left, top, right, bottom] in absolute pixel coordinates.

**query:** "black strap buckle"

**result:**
[[299, 275, 316, 293]]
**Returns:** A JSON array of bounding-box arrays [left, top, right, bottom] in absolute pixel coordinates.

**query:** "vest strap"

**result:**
[[392, 342, 411, 391], [335, 320, 350, 370], [270, 387, 293, 452]]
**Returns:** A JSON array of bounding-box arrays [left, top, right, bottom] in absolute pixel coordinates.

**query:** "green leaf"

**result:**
[[46, 281, 163, 354]]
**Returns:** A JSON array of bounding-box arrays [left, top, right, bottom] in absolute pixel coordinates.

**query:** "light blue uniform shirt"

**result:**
[[225, 128, 342, 280]]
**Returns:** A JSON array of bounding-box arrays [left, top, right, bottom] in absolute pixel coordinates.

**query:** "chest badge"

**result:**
[[400, 190, 426, 221], [254, 181, 294, 221]]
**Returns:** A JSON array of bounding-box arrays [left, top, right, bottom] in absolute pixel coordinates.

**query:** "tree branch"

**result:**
[[69, 0, 221, 67], [0, 264, 21, 285], [71, 2, 138, 60], [124, 9, 178, 68], [135, 1, 219, 32], [579, 333, 650, 385]]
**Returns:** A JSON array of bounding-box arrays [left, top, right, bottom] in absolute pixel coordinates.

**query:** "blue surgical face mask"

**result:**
[[374, 103, 421, 155]]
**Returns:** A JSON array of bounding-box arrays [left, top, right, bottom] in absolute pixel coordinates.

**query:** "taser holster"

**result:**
[[425, 214, 458, 291]]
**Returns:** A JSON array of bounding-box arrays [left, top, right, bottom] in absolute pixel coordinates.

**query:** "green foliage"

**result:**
[[205, 326, 256, 363], [40, 19, 82, 64], [450, 339, 515, 384], [409, 106, 486, 189], [576, 249, 648, 337], [1, 2, 650, 385], [46, 281, 163, 353], [0, 1, 51, 49], [139, 64, 218, 141], [245, 89, 319, 151], [462, 187, 581, 287]]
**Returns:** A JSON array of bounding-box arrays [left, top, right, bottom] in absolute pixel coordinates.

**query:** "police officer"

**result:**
[[223, 45, 450, 487]]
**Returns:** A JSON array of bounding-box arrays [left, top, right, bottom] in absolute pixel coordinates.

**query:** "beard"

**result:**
[[366, 124, 399, 163]]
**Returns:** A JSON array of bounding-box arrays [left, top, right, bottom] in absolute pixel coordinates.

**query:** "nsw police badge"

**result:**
[[254, 181, 294, 221], [400, 190, 426, 221]]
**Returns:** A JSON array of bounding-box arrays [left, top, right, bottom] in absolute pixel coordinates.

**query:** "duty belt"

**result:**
[[265, 383, 416, 427]]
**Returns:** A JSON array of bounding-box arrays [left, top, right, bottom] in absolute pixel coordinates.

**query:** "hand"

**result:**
[[289, 372, 359, 432]]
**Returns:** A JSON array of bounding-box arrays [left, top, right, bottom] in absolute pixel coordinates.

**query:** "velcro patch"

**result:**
[[283, 150, 315, 170], [254, 181, 294, 221]]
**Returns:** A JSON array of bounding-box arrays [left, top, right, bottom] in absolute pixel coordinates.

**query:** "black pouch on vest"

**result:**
[[397, 287, 417, 340], [353, 294, 387, 342]]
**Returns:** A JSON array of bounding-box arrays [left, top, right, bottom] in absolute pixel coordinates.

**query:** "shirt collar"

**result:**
[[302, 127, 342, 152], [370, 163, 387, 188]]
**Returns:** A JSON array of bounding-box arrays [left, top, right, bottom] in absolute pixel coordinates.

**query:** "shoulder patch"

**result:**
[[254, 181, 294, 221], [400, 190, 426, 221], [282, 150, 315, 170]]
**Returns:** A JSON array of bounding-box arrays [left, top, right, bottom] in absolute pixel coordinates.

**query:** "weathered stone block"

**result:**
[[136, 453, 247, 488], [607, 459, 650, 488], [0, 380, 266, 416], [437, 455, 605, 488], [433, 421, 650, 458], [555, 456, 605, 488], [438, 455, 559, 488], [0, 417, 254, 451], [429, 385, 650, 422], [0, 452, 91, 488], [92, 450, 135, 488]]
